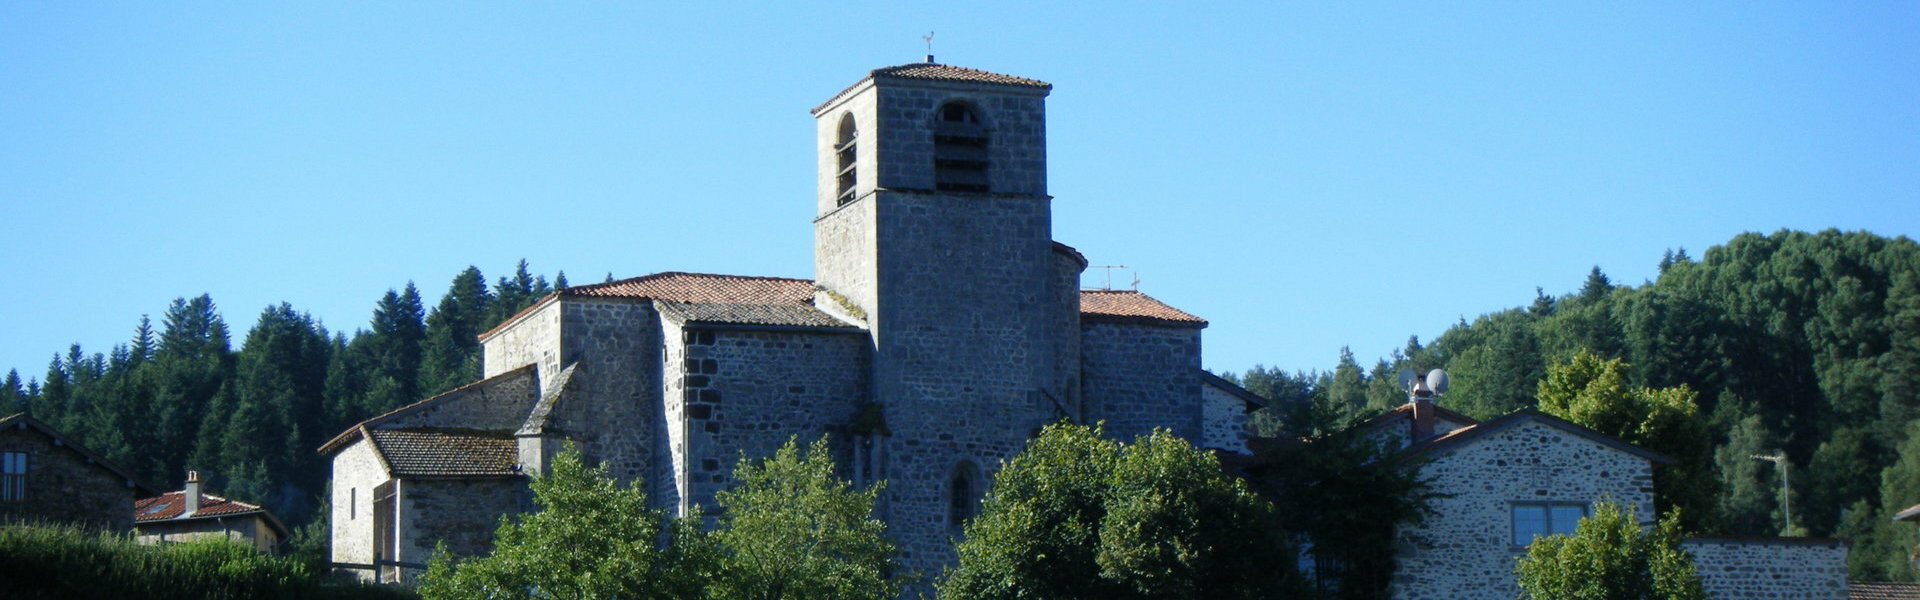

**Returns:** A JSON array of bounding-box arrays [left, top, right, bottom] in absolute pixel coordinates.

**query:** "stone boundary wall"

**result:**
[[1681, 537, 1848, 600]]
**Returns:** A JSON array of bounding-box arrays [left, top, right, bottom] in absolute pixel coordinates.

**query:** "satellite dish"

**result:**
[[1397, 368, 1417, 392], [1425, 369, 1450, 394]]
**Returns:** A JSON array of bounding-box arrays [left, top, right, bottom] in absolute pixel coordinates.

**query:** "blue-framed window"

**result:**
[[1512, 502, 1587, 547]]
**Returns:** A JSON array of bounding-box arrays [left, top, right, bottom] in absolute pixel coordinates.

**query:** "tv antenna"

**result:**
[[1091, 265, 1134, 290], [1750, 452, 1790, 533]]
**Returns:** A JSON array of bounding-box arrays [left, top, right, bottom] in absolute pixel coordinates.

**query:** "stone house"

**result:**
[[133, 471, 290, 553], [320, 60, 1265, 583], [0, 412, 154, 531], [1363, 390, 1849, 599]]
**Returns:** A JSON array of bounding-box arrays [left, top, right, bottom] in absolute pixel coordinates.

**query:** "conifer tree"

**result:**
[[419, 267, 492, 396]]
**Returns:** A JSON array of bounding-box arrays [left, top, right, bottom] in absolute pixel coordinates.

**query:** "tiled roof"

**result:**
[[135, 490, 267, 522], [561, 272, 815, 305], [870, 63, 1051, 88], [317, 364, 537, 455], [1356, 402, 1480, 431], [1894, 502, 1920, 522], [0, 413, 157, 497], [367, 429, 520, 478], [1853, 582, 1920, 599], [1198, 370, 1269, 408], [656, 301, 857, 329], [1079, 290, 1207, 326]]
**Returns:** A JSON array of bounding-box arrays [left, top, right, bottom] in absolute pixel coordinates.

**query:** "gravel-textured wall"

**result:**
[[1682, 537, 1849, 600]]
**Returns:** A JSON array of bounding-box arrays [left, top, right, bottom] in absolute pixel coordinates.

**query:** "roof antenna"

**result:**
[[1091, 265, 1130, 290], [922, 31, 936, 64]]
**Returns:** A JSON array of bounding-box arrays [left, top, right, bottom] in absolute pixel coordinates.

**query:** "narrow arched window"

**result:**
[[933, 102, 989, 192], [835, 113, 858, 205], [949, 461, 980, 534]]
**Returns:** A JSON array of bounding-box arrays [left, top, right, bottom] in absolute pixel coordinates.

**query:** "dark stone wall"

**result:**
[[0, 425, 138, 531]]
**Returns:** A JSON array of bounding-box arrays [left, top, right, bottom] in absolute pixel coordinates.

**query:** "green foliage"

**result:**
[[1513, 502, 1706, 600], [939, 423, 1299, 600], [1535, 351, 1716, 529], [1243, 428, 1431, 599], [710, 436, 896, 600], [418, 445, 712, 600], [0, 521, 411, 600]]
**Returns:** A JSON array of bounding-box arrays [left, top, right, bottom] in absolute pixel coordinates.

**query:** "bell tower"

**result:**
[[809, 61, 1063, 569]]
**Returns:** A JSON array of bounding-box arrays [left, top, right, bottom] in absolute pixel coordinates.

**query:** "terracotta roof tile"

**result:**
[[1852, 582, 1920, 599], [368, 429, 520, 478], [134, 490, 267, 522], [1079, 290, 1206, 326], [656, 302, 857, 329], [870, 63, 1050, 88], [561, 272, 815, 305]]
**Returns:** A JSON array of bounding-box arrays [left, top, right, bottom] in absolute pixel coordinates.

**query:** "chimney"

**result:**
[[1409, 379, 1436, 442], [183, 471, 201, 517]]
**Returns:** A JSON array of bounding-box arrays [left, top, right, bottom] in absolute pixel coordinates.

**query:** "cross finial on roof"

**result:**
[[923, 31, 936, 63]]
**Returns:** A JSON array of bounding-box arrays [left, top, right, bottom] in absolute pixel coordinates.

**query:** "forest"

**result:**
[[1235, 228, 1920, 581], [3, 229, 1918, 581]]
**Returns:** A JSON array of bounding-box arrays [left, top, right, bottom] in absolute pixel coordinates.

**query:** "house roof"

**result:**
[[1397, 408, 1672, 465], [134, 490, 290, 538], [367, 429, 520, 478], [1080, 290, 1207, 327], [316, 364, 536, 455], [562, 272, 816, 305], [0, 412, 157, 497], [1894, 502, 1920, 522], [1356, 401, 1480, 431], [1198, 370, 1269, 409], [1852, 582, 1920, 600], [813, 62, 1052, 114]]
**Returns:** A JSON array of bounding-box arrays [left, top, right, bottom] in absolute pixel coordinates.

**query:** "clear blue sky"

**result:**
[[4, 2, 1917, 383]]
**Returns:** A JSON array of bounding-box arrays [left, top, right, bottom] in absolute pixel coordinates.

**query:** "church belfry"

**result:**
[[809, 62, 1072, 568]]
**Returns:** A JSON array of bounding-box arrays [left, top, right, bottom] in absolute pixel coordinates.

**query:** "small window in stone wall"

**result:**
[[1512, 502, 1587, 547], [0, 451, 25, 502], [949, 461, 981, 534], [933, 102, 989, 193], [835, 113, 858, 206]]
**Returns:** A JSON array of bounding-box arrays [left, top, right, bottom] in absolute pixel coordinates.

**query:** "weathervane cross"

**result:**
[[923, 31, 935, 54]]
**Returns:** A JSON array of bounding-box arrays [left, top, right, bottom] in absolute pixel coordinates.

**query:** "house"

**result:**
[[133, 471, 290, 553], [1361, 381, 1848, 599], [0, 412, 154, 531], [319, 60, 1266, 583]]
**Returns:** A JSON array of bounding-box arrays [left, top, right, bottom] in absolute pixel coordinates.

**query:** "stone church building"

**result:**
[[320, 61, 1262, 582]]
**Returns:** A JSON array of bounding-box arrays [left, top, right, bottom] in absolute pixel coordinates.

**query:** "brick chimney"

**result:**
[[183, 471, 201, 517], [1409, 379, 1436, 442]]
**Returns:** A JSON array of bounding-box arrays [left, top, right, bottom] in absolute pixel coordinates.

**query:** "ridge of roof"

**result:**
[[1355, 401, 1480, 431], [812, 62, 1051, 114], [1397, 408, 1672, 465], [0, 412, 157, 497], [316, 364, 537, 455]]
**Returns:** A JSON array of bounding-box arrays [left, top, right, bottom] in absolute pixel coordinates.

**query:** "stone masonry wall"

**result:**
[[0, 424, 137, 531], [399, 477, 529, 574], [1199, 382, 1248, 453], [379, 366, 537, 432], [1081, 322, 1203, 442], [870, 83, 1048, 196], [814, 79, 878, 215], [482, 298, 561, 393], [1681, 537, 1849, 600], [1051, 248, 1084, 419], [1389, 419, 1657, 600], [868, 189, 1061, 576], [673, 327, 869, 513], [815, 195, 878, 318], [329, 439, 385, 580], [552, 299, 659, 484], [137, 515, 278, 553]]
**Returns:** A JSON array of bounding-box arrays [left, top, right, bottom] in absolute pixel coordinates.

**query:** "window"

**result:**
[[835, 113, 858, 206], [949, 461, 980, 534], [933, 102, 989, 192], [1512, 502, 1587, 547], [1, 452, 25, 502]]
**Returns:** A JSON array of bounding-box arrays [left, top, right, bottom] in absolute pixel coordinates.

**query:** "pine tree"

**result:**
[[151, 295, 235, 483], [2, 370, 23, 413], [368, 285, 426, 412], [419, 267, 493, 396]]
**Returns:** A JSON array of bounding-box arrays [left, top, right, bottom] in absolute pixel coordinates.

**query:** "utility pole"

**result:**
[[1751, 452, 1790, 533]]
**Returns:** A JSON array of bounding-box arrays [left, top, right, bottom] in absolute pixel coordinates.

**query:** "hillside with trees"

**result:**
[[1235, 228, 1920, 581], [0, 260, 569, 555]]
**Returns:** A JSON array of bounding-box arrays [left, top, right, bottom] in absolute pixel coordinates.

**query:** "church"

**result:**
[[319, 60, 1263, 583]]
